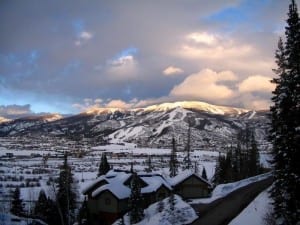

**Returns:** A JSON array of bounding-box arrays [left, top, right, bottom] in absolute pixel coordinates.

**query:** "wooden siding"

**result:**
[[174, 175, 211, 198]]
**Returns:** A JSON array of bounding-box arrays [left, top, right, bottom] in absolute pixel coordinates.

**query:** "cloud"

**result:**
[[72, 98, 135, 112], [79, 31, 93, 40], [247, 99, 271, 110], [0, 104, 33, 119], [238, 75, 275, 93], [179, 39, 254, 60], [107, 54, 138, 80], [1, 0, 292, 114], [105, 99, 133, 109], [238, 93, 271, 110], [170, 69, 237, 102], [163, 66, 184, 76], [75, 31, 93, 46], [186, 32, 217, 45]]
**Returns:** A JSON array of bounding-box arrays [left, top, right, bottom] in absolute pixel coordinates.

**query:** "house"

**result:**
[[168, 170, 213, 199], [82, 169, 212, 225], [82, 170, 172, 225]]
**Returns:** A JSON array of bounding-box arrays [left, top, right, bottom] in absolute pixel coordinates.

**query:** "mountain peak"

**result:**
[[142, 101, 249, 115], [0, 116, 11, 124], [84, 107, 127, 115], [82, 101, 249, 116]]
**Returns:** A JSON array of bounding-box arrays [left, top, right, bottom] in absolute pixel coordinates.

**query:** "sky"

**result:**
[[0, 0, 299, 118]]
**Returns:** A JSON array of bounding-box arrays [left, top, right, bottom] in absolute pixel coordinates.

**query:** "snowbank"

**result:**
[[113, 195, 198, 225], [0, 213, 47, 225], [190, 172, 272, 204], [228, 187, 272, 225]]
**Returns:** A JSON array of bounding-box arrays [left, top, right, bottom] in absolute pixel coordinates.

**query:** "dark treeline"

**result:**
[[213, 126, 264, 184]]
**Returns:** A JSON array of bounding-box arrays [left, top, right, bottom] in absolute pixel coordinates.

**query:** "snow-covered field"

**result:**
[[229, 187, 272, 225], [0, 139, 219, 212], [0, 137, 273, 225], [0, 213, 47, 225]]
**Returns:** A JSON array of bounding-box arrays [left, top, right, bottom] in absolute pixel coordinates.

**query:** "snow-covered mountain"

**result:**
[[0, 116, 11, 124], [0, 101, 270, 151]]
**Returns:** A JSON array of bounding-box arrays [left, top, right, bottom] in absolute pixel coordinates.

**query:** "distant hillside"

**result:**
[[0, 101, 271, 151]]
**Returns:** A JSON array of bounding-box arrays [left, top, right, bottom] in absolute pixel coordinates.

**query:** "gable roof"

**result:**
[[168, 170, 212, 188], [82, 176, 109, 195], [140, 174, 172, 193], [83, 170, 173, 200]]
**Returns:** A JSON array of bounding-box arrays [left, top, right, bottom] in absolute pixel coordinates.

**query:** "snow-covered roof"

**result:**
[[168, 170, 212, 187], [84, 170, 173, 199], [81, 174, 107, 194], [84, 170, 212, 200], [140, 174, 172, 193], [89, 170, 131, 199]]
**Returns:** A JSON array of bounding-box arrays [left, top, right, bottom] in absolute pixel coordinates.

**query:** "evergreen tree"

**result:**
[[201, 166, 208, 180], [145, 155, 153, 172], [46, 197, 61, 225], [34, 189, 48, 221], [167, 193, 177, 224], [168, 193, 176, 212], [129, 173, 144, 224], [10, 187, 25, 217], [33, 191, 60, 225], [270, 1, 300, 224], [224, 149, 233, 182], [169, 138, 178, 177], [232, 144, 241, 180], [157, 200, 164, 213], [248, 132, 260, 177], [98, 153, 110, 176], [77, 198, 89, 225], [57, 152, 77, 225], [213, 153, 226, 184], [183, 122, 192, 170]]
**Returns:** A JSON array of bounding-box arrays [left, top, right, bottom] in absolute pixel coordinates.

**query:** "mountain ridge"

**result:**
[[0, 101, 270, 151]]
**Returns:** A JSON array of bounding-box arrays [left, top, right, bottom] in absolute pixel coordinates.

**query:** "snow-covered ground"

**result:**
[[189, 172, 272, 204], [113, 195, 198, 225], [229, 187, 272, 225], [0, 213, 47, 225], [0, 140, 219, 212]]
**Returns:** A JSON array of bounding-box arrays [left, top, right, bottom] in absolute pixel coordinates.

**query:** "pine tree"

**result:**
[[77, 198, 89, 225], [270, 1, 300, 224], [57, 152, 77, 225], [248, 132, 260, 177], [145, 155, 153, 172], [10, 187, 25, 216], [34, 189, 48, 221], [129, 173, 144, 224], [167, 193, 177, 224], [168, 193, 176, 212], [46, 197, 61, 225], [213, 153, 225, 184], [157, 200, 164, 213], [169, 138, 178, 177], [201, 167, 208, 180], [98, 153, 110, 176], [183, 122, 193, 170]]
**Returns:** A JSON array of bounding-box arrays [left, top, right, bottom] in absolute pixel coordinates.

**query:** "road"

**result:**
[[190, 176, 273, 225]]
